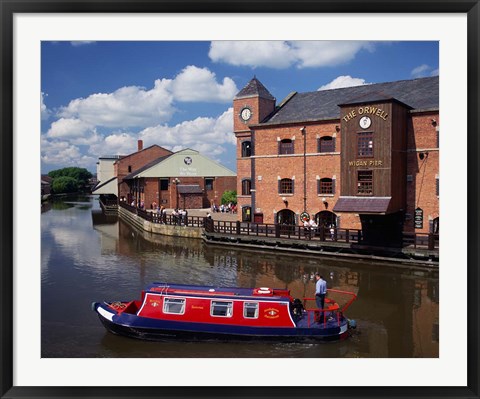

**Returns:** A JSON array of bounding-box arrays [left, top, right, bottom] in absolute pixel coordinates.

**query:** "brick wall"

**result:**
[[236, 113, 439, 232], [405, 112, 440, 233], [116, 145, 172, 201]]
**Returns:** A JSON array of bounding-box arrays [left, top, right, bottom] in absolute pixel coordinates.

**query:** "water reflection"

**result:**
[[41, 195, 439, 358]]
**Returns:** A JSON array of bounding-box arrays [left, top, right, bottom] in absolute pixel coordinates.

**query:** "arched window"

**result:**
[[241, 141, 252, 157], [278, 139, 294, 155], [318, 178, 335, 194], [241, 179, 251, 195], [278, 178, 294, 194], [318, 136, 335, 153], [277, 209, 296, 234], [315, 211, 337, 228]]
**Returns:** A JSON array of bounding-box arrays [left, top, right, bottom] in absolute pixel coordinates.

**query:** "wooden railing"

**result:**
[[119, 202, 206, 227], [119, 202, 439, 250]]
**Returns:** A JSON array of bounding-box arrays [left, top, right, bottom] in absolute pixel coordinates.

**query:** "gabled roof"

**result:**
[[114, 144, 172, 163], [92, 177, 118, 195], [123, 154, 172, 180], [125, 148, 236, 179], [234, 77, 276, 101], [263, 76, 438, 125]]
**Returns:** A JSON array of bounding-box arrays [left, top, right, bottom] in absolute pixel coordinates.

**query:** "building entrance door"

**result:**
[[360, 212, 404, 247], [315, 210, 337, 228], [277, 209, 296, 235]]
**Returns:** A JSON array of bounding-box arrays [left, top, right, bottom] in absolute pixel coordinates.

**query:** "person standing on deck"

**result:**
[[315, 273, 327, 322]]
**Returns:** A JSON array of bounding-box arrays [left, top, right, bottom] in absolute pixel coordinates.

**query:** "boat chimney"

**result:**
[[137, 140, 143, 151]]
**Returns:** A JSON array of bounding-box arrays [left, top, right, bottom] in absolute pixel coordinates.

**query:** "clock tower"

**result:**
[[233, 76, 276, 132], [233, 77, 276, 222]]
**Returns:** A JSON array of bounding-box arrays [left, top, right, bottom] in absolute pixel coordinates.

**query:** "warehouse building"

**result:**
[[234, 76, 439, 246]]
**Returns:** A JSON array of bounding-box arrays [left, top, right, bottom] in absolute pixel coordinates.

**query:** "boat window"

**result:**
[[211, 301, 233, 317], [243, 302, 259, 319], [163, 297, 186, 315]]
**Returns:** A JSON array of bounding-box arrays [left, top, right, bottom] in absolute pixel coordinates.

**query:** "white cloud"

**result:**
[[411, 64, 433, 78], [42, 108, 235, 171], [58, 79, 176, 129], [430, 68, 439, 76], [89, 132, 138, 157], [70, 41, 96, 47], [126, 108, 235, 163], [46, 118, 94, 138], [56, 66, 236, 131], [291, 41, 374, 68], [43, 66, 238, 171], [209, 41, 375, 69], [41, 92, 51, 120], [41, 138, 96, 168], [318, 75, 371, 91], [209, 41, 295, 69], [171, 65, 238, 102], [140, 108, 235, 158]]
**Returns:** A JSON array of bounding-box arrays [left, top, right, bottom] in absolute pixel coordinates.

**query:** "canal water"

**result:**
[[41, 195, 439, 358]]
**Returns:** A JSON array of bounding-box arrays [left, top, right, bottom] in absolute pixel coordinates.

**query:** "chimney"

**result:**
[[137, 140, 143, 151]]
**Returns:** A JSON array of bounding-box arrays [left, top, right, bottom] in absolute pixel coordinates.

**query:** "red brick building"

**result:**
[[234, 77, 439, 245], [94, 141, 236, 211], [122, 148, 236, 210], [116, 141, 173, 202]]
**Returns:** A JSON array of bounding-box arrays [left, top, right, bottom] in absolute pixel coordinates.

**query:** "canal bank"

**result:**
[[116, 203, 438, 268]]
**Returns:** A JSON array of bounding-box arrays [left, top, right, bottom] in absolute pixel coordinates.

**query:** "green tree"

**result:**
[[51, 176, 78, 194], [48, 167, 93, 192], [221, 190, 237, 205]]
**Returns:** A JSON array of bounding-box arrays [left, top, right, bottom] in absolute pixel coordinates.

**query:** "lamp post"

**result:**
[[172, 178, 180, 209], [301, 126, 307, 213]]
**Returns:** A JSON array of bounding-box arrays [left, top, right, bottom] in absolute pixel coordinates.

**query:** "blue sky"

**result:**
[[41, 41, 438, 175]]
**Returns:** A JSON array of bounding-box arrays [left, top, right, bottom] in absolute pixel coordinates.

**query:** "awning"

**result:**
[[177, 184, 203, 195], [333, 196, 391, 214], [92, 177, 118, 195]]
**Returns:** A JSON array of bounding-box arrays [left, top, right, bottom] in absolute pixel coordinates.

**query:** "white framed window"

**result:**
[[211, 301, 233, 317], [243, 302, 259, 319], [163, 297, 186, 315]]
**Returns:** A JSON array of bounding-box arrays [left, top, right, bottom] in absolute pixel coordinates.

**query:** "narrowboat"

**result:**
[[92, 282, 357, 342]]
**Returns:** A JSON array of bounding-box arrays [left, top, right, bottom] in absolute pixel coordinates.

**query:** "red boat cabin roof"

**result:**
[[145, 283, 291, 302]]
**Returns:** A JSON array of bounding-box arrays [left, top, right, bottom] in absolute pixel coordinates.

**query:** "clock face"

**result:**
[[359, 116, 372, 129], [240, 107, 252, 121]]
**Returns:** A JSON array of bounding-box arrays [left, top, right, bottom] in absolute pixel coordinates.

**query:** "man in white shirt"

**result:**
[[315, 273, 327, 322]]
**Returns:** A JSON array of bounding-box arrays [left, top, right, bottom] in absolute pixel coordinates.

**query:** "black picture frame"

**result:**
[[1, 1, 479, 398]]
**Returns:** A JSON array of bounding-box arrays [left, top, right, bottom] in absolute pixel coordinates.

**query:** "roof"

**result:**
[[145, 282, 291, 301], [114, 144, 172, 163], [126, 148, 236, 179], [234, 77, 276, 101], [333, 197, 392, 214], [263, 76, 438, 125], [123, 154, 172, 180], [92, 177, 118, 195]]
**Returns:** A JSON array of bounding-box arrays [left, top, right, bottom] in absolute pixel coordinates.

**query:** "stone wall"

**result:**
[[119, 207, 203, 239]]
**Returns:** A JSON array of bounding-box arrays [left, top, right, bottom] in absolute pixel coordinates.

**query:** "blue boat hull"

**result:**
[[93, 302, 350, 343]]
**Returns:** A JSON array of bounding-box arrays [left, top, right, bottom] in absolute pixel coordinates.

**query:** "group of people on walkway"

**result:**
[[152, 205, 188, 225], [303, 218, 337, 241], [211, 202, 237, 214]]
